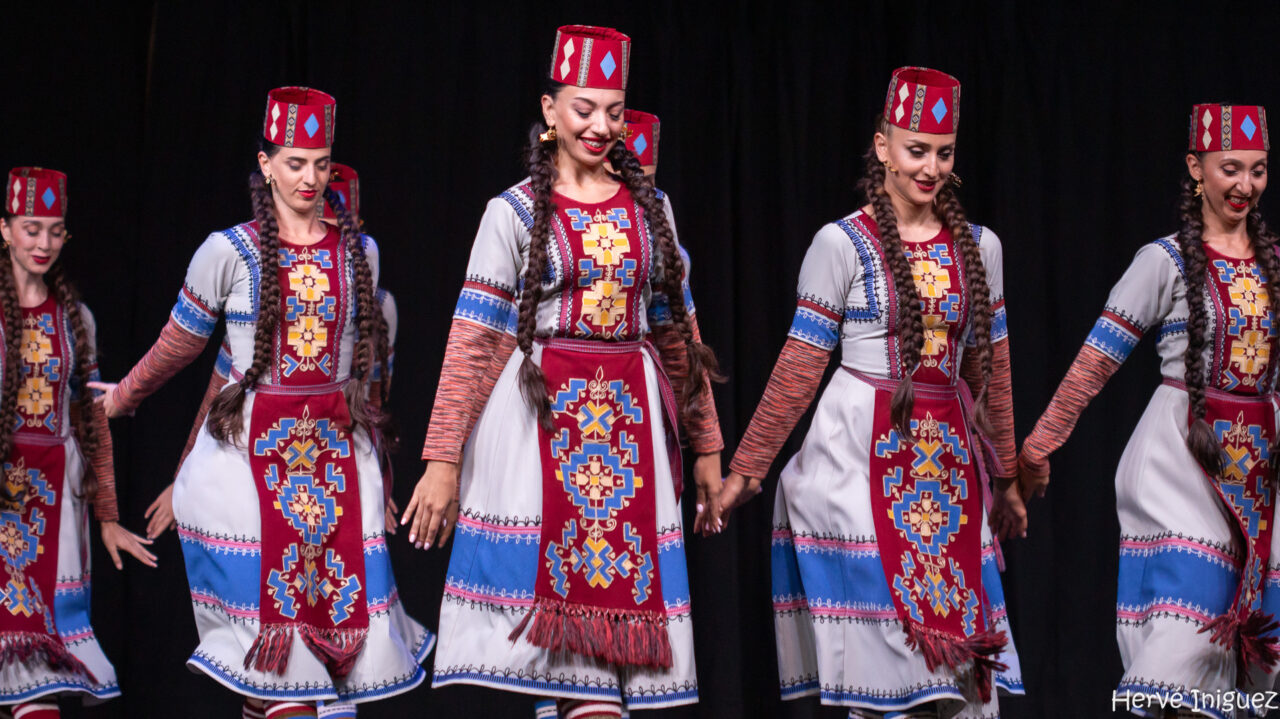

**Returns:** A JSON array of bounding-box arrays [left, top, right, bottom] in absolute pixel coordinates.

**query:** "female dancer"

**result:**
[[1018, 104, 1280, 715], [98, 88, 431, 717], [404, 25, 724, 718], [0, 167, 154, 717], [716, 67, 1025, 718]]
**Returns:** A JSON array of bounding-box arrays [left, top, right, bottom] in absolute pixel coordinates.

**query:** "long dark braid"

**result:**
[[934, 183, 995, 433], [206, 171, 282, 443], [515, 122, 560, 430], [858, 141, 926, 440], [1176, 172, 1221, 475], [48, 262, 100, 499], [0, 248, 24, 475], [324, 186, 390, 437], [1244, 206, 1280, 482], [607, 141, 724, 423]]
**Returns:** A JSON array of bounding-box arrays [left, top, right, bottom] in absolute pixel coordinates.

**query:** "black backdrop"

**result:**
[[6, 1, 1280, 717]]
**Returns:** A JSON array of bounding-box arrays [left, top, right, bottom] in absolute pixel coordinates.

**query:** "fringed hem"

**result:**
[[1199, 609, 1280, 684], [244, 623, 369, 679], [0, 631, 96, 684], [902, 621, 1007, 704], [509, 597, 673, 669]]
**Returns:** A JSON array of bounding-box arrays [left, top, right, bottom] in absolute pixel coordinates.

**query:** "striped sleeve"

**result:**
[[423, 196, 527, 463], [960, 341, 1015, 479], [1019, 241, 1178, 476], [647, 192, 696, 326], [729, 338, 830, 478], [74, 306, 119, 522], [652, 319, 724, 454], [787, 223, 855, 352], [1019, 345, 1122, 476]]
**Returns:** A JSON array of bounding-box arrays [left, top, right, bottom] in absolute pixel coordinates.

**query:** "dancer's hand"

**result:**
[[1017, 454, 1049, 503], [692, 453, 723, 537], [86, 381, 125, 418], [384, 496, 400, 535], [712, 470, 763, 531], [989, 480, 1028, 540], [402, 461, 459, 549], [101, 521, 157, 569], [144, 483, 176, 538]]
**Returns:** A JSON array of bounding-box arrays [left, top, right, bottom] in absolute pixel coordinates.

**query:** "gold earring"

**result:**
[[618, 127, 631, 141], [264, 175, 274, 187], [948, 173, 963, 188], [883, 160, 898, 174], [1194, 180, 1203, 197], [539, 126, 558, 143]]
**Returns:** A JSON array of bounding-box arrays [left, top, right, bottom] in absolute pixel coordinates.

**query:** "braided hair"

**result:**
[[856, 118, 995, 439], [207, 145, 388, 443], [0, 240, 22, 475], [515, 84, 721, 430]]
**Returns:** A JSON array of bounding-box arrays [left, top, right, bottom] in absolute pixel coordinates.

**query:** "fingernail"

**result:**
[[696, 503, 705, 513], [408, 533, 416, 543]]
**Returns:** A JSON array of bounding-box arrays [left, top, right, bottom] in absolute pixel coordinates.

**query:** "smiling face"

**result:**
[[542, 85, 627, 171], [0, 215, 66, 278], [1188, 150, 1268, 227], [874, 123, 957, 207], [257, 145, 332, 217]]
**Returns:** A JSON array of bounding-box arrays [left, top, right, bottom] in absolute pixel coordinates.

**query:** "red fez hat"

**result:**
[[624, 110, 659, 167], [7, 168, 67, 218], [1190, 104, 1269, 152], [320, 163, 360, 220], [883, 67, 961, 134], [263, 86, 336, 149], [549, 25, 630, 90]]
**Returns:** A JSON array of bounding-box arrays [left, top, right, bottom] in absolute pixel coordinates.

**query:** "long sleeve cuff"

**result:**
[[729, 338, 830, 478], [1020, 344, 1122, 475], [960, 340, 1016, 478], [422, 319, 505, 464], [112, 319, 209, 414], [651, 320, 725, 454], [87, 400, 120, 522]]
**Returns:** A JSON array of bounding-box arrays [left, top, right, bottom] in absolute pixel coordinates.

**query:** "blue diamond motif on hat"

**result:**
[[40, 188, 56, 210], [931, 98, 949, 124], [633, 133, 648, 157], [1242, 114, 1258, 140], [600, 51, 617, 80], [303, 113, 320, 138]]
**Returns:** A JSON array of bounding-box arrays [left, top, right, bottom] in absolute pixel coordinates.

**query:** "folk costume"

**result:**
[[109, 89, 431, 705], [1020, 104, 1280, 719], [425, 26, 723, 712], [729, 69, 1024, 718], [0, 168, 121, 705], [623, 111, 659, 176]]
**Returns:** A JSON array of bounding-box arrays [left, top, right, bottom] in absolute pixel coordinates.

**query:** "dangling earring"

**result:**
[[1194, 179, 1203, 197], [947, 173, 962, 188], [883, 160, 898, 174], [264, 175, 275, 187], [618, 127, 631, 141], [539, 126, 558, 143]]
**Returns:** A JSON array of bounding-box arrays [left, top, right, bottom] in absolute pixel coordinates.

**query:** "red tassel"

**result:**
[[0, 631, 96, 683], [903, 622, 1008, 703], [298, 625, 369, 679], [243, 623, 294, 674], [510, 597, 672, 669], [1199, 609, 1280, 684]]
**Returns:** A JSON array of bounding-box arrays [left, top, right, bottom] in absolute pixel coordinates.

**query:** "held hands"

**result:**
[[85, 380, 124, 419], [401, 460, 459, 549], [691, 453, 723, 537], [712, 470, 763, 531], [100, 520, 157, 570], [988, 479, 1028, 540], [144, 483, 177, 538]]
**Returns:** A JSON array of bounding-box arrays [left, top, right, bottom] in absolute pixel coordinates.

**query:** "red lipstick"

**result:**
[[299, 189, 317, 200]]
